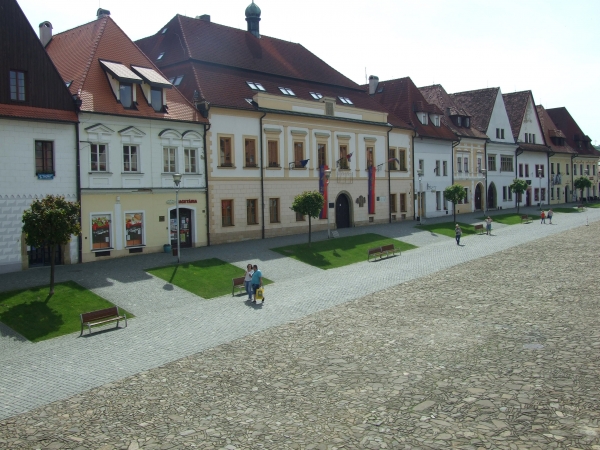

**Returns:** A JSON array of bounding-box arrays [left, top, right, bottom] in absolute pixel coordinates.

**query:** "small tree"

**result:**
[[22, 195, 81, 295], [509, 178, 529, 213], [444, 184, 467, 223], [574, 176, 592, 202], [290, 190, 325, 246]]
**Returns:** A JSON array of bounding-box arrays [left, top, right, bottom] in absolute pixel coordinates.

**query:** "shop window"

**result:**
[[125, 212, 144, 247], [91, 214, 111, 249]]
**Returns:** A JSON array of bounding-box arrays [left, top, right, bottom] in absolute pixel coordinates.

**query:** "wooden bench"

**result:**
[[80, 306, 126, 336], [521, 215, 531, 223], [474, 224, 484, 235], [380, 244, 400, 257], [577, 204, 585, 211], [367, 247, 384, 261], [232, 276, 246, 296]]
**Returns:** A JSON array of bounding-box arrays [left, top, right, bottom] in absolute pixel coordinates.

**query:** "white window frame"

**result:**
[[90, 143, 108, 172], [123, 145, 139, 172], [163, 147, 177, 173], [184, 148, 198, 173]]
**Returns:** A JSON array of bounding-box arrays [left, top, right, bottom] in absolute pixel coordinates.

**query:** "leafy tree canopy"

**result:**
[[291, 191, 325, 218], [444, 184, 467, 205], [509, 178, 529, 195], [22, 195, 81, 247], [574, 176, 592, 192]]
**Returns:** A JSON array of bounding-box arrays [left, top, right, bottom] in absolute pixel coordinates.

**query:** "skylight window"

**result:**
[[245, 98, 254, 104], [173, 76, 183, 86], [65, 80, 72, 88], [161, 28, 168, 34], [310, 92, 323, 100], [157, 52, 165, 60], [338, 96, 353, 105], [247, 81, 266, 91], [279, 87, 295, 96]]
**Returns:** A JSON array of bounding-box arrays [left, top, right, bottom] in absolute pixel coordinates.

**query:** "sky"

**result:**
[[18, 0, 600, 143]]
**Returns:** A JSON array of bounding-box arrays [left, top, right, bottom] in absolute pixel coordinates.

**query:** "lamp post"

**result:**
[[481, 169, 487, 213], [172, 173, 182, 264], [324, 169, 332, 238], [417, 170, 424, 225], [538, 168, 543, 209]]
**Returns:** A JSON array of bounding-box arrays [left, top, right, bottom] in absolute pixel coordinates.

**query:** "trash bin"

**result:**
[[163, 244, 171, 253]]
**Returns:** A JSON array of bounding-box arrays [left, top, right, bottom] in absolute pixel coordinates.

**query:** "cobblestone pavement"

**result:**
[[0, 206, 599, 449]]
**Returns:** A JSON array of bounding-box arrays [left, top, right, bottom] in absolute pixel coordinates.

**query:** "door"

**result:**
[[525, 189, 531, 206], [335, 194, 350, 228], [170, 208, 193, 248], [487, 183, 496, 209], [29, 244, 62, 267], [475, 184, 482, 210]]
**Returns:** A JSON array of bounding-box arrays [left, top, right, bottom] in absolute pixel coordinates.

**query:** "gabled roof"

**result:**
[[364, 77, 457, 141], [46, 16, 206, 123], [419, 84, 487, 140], [536, 105, 576, 156], [546, 107, 600, 157], [136, 14, 359, 90], [449, 87, 499, 134], [502, 91, 532, 141]]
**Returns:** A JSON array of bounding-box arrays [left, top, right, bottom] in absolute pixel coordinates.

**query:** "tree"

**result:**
[[22, 195, 81, 295], [444, 184, 467, 223], [290, 190, 325, 246], [509, 179, 529, 213], [574, 176, 592, 202]]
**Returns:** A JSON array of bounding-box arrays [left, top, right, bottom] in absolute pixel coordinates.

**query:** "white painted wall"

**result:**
[[486, 88, 515, 144], [485, 142, 518, 209], [414, 138, 453, 219], [519, 96, 545, 144]]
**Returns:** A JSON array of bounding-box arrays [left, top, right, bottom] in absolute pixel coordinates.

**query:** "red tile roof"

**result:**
[[546, 107, 600, 157], [536, 105, 576, 156], [419, 85, 487, 140], [0, 104, 78, 122], [449, 88, 499, 134], [364, 77, 457, 141], [46, 17, 207, 124], [502, 91, 534, 142], [136, 15, 358, 89]]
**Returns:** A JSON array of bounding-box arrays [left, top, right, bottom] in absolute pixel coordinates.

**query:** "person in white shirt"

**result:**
[[244, 263, 254, 301]]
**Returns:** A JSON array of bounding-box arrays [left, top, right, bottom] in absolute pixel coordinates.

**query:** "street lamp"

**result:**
[[324, 169, 332, 238], [538, 168, 543, 209], [172, 173, 182, 264], [417, 169, 424, 224], [481, 168, 487, 213]]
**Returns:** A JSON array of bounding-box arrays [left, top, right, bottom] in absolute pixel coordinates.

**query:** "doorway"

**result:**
[[525, 188, 531, 206], [475, 184, 483, 210], [487, 183, 496, 209], [170, 208, 193, 248], [335, 193, 351, 228]]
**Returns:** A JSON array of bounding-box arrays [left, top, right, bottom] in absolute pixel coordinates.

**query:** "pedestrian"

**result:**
[[455, 224, 462, 245], [250, 264, 263, 304], [547, 209, 553, 224], [540, 210, 546, 224], [244, 263, 254, 301], [485, 216, 492, 235]]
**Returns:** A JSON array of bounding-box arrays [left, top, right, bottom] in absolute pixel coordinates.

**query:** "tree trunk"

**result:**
[[49, 244, 56, 296], [308, 216, 312, 247], [453, 203, 456, 223]]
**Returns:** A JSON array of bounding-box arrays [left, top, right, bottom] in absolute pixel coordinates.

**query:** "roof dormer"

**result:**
[[131, 65, 172, 112], [99, 60, 142, 109]]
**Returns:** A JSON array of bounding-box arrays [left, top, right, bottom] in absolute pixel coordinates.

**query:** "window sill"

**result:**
[[183, 172, 202, 176], [266, 167, 281, 170], [244, 166, 260, 170], [269, 221, 281, 224], [89, 171, 113, 175], [246, 222, 260, 226], [125, 245, 146, 249], [337, 168, 351, 171], [122, 172, 144, 175], [92, 247, 114, 252], [292, 167, 307, 170], [222, 224, 235, 227], [218, 166, 237, 169]]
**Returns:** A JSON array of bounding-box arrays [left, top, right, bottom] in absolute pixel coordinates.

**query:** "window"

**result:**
[[496, 128, 500, 139], [573, 164, 577, 175], [163, 147, 176, 173], [246, 81, 266, 91], [245, 138, 257, 167], [399, 149, 407, 171], [457, 157, 462, 172], [463, 157, 469, 174], [594, 165, 597, 176], [9, 70, 26, 101], [157, 52, 164, 60], [524, 133, 536, 144], [541, 188, 546, 201], [435, 160, 440, 176], [477, 157, 482, 173], [418, 112, 428, 125], [269, 198, 280, 223], [296, 212, 305, 221], [338, 96, 353, 105], [119, 83, 133, 108], [456, 116, 462, 127], [295, 142, 305, 167], [388, 148, 397, 171], [150, 88, 163, 111], [400, 193, 407, 212], [91, 214, 111, 249], [551, 188, 555, 200], [525, 164, 529, 177], [503, 186, 507, 201], [184, 148, 197, 173], [366, 146, 374, 168], [587, 164, 590, 175], [221, 200, 233, 227], [443, 160, 448, 176], [551, 163, 555, 175], [508, 188, 512, 201], [557, 163, 561, 175], [91, 144, 107, 172], [35, 140, 54, 174], [519, 164, 523, 177], [500, 156, 513, 172], [339, 145, 349, 169], [317, 143, 327, 167], [557, 187, 560, 200], [247, 199, 258, 225], [125, 212, 143, 247], [464, 117, 470, 127], [279, 87, 295, 96], [390, 194, 397, 213], [464, 188, 468, 203], [431, 115, 440, 127], [169, 75, 184, 86], [418, 159, 424, 173], [123, 145, 139, 172], [219, 137, 232, 167], [535, 164, 545, 178], [436, 191, 441, 210], [534, 188, 539, 202], [310, 92, 323, 100], [488, 155, 496, 172], [268, 140, 279, 167], [566, 164, 569, 175]]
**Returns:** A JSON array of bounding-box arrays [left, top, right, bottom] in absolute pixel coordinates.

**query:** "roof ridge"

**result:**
[[451, 86, 499, 96], [176, 15, 191, 60]]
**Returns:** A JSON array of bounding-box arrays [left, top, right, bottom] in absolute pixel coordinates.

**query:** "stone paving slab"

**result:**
[[0, 216, 599, 448]]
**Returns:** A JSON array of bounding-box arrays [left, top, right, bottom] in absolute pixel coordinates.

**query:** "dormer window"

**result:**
[[130, 65, 172, 112], [120, 83, 133, 108], [338, 96, 353, 105], [65, 80, 73, 88], [161, 28, 168, 34], [150, 88, 163, 111], [157, 52, 165, 60], [310, 92, 323, 100], [100, 60, 143, 109], [431, 114, 440, 127], [417, 112, 428, 125], [456, 116, 462, 127], [279, 87, 295, 96], [464, 117, 470, 127], [247, 81, 266, 91]]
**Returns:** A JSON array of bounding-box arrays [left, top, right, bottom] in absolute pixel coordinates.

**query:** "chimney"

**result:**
[[196, 14, 211, 22], [368, 75, 379, 95], [97, 8, 111, 19], [39, 21, 53, 47]]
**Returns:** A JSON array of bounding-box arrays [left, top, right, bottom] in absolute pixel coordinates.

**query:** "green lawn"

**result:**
[[147, 258, 272, 299], [0, 281, 133, 342], [585, 203, 600, 208], [416, 222, 480, 238], [271, 233, 416, 269], [478, 213, 523, 225], [552, 207, 583, 213]]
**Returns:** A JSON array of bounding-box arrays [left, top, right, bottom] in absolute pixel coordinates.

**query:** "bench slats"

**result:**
[[80, 306, 126, 336], [232, 276, 246, 296]]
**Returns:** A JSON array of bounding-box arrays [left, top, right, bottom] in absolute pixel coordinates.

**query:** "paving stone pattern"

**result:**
[[0, 206, 599, 448]]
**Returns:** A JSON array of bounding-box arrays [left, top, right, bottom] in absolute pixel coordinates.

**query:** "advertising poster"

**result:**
[[125, 213, 143, 246], [91, 214, 111, 249]]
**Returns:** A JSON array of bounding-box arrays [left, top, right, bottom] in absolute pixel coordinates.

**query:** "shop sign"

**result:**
[[179, 199, 197, 203]]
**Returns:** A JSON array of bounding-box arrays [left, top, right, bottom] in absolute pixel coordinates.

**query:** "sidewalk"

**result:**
[[0, 203, 596, 420]]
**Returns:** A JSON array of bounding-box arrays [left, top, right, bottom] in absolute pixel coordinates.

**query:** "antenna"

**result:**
[[365, 67, 367, 85]]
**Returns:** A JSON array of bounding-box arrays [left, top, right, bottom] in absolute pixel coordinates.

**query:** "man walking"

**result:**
[[455, 224, 462, 245], [250, 264, 263, 304], [547, 209, 553, 224]]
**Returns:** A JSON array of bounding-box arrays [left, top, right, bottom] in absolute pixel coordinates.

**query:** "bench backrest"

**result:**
[[368, 247, 382, 255], [521, 215, 528, 219], [81, 306, 119, 323], [232, 276, 245, 286], [474, 224, 483, 228], [381, 244, 394, 252]]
